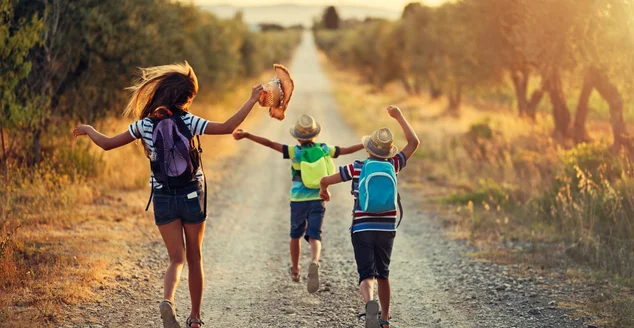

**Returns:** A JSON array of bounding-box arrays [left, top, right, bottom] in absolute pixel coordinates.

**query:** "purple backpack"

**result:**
[[144, 111, 207, 215], [150, 113, 201, 189]]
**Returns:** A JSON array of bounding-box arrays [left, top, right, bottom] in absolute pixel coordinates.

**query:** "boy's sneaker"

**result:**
[[307, 262, 320, 293], [365, 300, 380, 328]]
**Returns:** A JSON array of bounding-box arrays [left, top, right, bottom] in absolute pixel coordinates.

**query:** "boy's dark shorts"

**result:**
[[152, 181, 206, 226], [290, 200, 325, 242], [351, 230, 396, 284]]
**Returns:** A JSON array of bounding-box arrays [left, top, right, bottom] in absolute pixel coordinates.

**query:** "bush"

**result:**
[[532, 143, 634, 276], [559, 143, 623, 192], [465, 119, 495, 140], [443, 179, 510, 207]]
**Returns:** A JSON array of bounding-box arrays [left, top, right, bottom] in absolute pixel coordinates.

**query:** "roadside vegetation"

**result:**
[[0, 0, 301, 325], [314, 2, 634, 326]]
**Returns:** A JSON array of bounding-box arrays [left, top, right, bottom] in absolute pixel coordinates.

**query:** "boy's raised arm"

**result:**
[[233, 129, 284, 153], [387, 105, 420, 160], [339, 143, 364, 155], [319, 173, 343, 201]]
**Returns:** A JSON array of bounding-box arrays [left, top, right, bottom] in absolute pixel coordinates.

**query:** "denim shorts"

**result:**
[[152, 181, 206, 226], [351, 231, 396, 284], [290, 200, 326, 242]]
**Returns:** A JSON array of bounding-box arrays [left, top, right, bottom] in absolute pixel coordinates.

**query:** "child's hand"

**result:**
[[232, 129, 248, 140], [319, 188, 331, 202], [250, 84, 264, 102], [73, 124, 93, 138], [387, 105, 403, 119]]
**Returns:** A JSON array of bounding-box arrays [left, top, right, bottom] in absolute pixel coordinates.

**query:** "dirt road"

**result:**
[[80, 32, 587, 328], [168, 32, 585, 328]]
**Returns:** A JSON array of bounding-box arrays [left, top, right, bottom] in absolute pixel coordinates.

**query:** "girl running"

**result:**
[[73, 62, 263, 328]]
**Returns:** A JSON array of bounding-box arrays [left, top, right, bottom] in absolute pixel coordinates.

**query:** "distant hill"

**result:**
[[201, 4, 401, 27]]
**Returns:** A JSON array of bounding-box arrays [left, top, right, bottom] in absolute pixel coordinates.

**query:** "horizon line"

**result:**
[[199, 2, 402, 11]]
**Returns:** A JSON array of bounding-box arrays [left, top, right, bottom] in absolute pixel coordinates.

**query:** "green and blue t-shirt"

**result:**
[[282, 143, 341, 202]]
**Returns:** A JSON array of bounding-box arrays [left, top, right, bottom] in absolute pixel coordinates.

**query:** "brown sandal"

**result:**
[[289, 267, 300, 282], [186, 316, 204, 328]]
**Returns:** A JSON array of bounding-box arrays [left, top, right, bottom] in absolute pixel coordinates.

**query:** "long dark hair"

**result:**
[[123, 62, 199, 119]]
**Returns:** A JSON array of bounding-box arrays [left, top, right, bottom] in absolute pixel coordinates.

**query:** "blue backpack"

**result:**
[[358, 159, 404, 226]]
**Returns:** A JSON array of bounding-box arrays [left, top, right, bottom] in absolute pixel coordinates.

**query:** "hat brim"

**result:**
[[290, 123, 321, 140], [362, 136, 398, 159], [269, 64, 294, 121]]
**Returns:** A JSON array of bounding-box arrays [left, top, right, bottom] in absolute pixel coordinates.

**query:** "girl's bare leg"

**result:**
[[158, 220, 186, 303], [183, 222, 206, 328]]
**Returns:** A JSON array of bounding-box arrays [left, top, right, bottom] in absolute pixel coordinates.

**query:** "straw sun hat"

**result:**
[[289, 114, 321, 140], [362, 128, 398, 159], [259, 64, 294, 120]]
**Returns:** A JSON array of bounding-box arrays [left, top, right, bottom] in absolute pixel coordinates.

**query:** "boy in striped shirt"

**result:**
[[319, 105, 420, 328]]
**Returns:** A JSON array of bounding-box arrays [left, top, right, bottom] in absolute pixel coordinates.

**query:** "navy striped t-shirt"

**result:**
[[339, 152, 407, 233], [128, 113, 209, 189]]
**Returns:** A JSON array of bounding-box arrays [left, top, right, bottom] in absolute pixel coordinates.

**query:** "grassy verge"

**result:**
[[319, 52, 634, 327], [0, 78, 266, 326]]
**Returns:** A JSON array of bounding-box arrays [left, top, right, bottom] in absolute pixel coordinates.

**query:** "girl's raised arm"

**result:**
[[73, 125, 135, 151], [204, 85, 264, 135]]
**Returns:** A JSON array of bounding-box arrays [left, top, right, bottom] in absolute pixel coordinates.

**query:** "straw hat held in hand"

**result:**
[[259, 64, 294, 121]]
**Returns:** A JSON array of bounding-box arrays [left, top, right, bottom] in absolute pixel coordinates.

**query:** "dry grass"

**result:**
[[0, 78, 264, 326], [319, 52, 634, 326]]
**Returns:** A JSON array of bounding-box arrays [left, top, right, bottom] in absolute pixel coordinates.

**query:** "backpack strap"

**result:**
[[320, 143, 331, 157], [396, 192, 404, 228], [195, 135, 208, 216], [172, 114, 194, 140], [145, 179, 154, 212], [391, 156, 404, 228]]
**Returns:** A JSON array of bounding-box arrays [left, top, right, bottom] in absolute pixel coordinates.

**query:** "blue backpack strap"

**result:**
[[319, 143, 329, 154], [294, 145, 302, 160], [389, 157, 404, 227], [396, 192, 403, 228]]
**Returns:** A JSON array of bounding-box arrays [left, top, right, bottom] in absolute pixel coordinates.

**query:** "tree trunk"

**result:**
[[544, 69, 571, 139], [413, 76, 422, 95], [590, 67, 630, 151], [400, 76, 413, 95], [430, 85, 442, 100], [511, 67, 543, 120], [428, 75, 442, 99], [31, 129, 42, 166], [511, 69, 528, 116], [0, 127, 6, 176], [525, 88, 544, 120], [573, 67, 595, 144], [447, 85, 462, 116]]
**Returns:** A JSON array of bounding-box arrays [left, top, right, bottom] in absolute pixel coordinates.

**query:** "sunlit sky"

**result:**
[[192, 0, 449, 10]]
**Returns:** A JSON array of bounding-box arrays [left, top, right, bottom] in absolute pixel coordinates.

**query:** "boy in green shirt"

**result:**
[[233, 114, 363, 293]]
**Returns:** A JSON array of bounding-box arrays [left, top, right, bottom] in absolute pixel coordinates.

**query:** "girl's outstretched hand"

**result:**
[[232, 129, 248, 140], [250, 84, 264, 102], [73, 124, 93, 138]]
